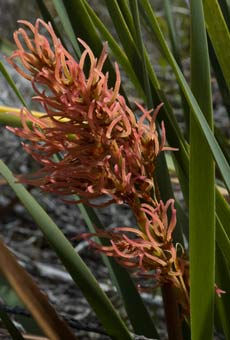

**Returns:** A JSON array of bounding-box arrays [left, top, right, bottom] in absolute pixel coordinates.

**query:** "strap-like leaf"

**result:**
[[140, 0, 230, 191], [0, 62, 27, 107], [48, 0, 81, 57], [203, 0, 230, 90], [0, 160, 132, 340], [189, 2, 215, 339], [0, 309, 25, 340]]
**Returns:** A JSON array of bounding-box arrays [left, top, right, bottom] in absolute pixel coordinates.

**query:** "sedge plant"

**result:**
[[0, 1, 229, 340]]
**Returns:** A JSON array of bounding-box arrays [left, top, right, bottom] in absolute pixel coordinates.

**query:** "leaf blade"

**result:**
[[140, 0, 230, 191], [203, 0, 230, 90], [0, 160, 132, 340], [189, 2, 215, 339]]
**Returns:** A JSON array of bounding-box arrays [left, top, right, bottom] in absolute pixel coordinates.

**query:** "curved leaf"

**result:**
[[0, 160, 132, 340], [140, 0, 230, 191]]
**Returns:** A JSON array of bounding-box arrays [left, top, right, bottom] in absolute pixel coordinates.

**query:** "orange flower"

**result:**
[[8, 19, 169, 206], [79, 199, 190, 315], [8, 19, 191, 318]]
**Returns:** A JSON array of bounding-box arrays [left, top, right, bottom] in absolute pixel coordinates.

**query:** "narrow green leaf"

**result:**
[[208, 37, 230, 117], [84, 0, 189, 183], [216, 215, 230, 265], [0, 105, 42, 128], [0, 112, 23, 127], [0, 62, 27, 107], [214, 127, 230, 165], [111, 0, 161, 90], [50, 0, 81, 57], [59, 0, 101, 53], [163, 0, 181, 65], [140, 0, 230, 191], [129, 0, 152, 107], [189, 2, 215, 339], [100, 0, 190, 188], [216, 189, 230, 239], [118, 1, 185, 247], [215, 189, 230, 271], [105, 0, 148, 88], [36, 0, 55, 24], [175, 199, 189, 244], [116, 0, 136, 35], [203, 0, 230, 90], [0, 160, 132, 340], [96, 0, 216, 202], [218, 0, 230, 30], [0, 310, 25, 340], [114, 5, 185, 335], [52, 0, 189, 233], [163, 0, 190, 137]]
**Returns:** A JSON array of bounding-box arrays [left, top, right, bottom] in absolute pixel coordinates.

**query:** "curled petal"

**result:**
[[8, 19, 177, 210]]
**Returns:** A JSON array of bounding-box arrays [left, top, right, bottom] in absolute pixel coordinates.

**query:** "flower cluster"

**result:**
[[80, 199, 190, 315], [7, 19, 169, 207], [8, 19, 190, 317]]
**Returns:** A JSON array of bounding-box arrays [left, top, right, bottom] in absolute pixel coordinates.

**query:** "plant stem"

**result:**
[[162, 283, 183, 340]]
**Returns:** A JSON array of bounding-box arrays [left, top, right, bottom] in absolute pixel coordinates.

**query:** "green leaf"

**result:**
[[85, 0, 189, 184], [0, 310, 25, 340], [105, 0, 152, 88], [0, 106, 41, 128], [215, 189, 230, 277], [203, 0, 230, 90], [140, 0, 230, 191], [0, 160, 132, 340], [89, 3, 190, 211], [129, 0, 152, 107], [49, 0, 81, 57], [208, 37, 230, 117], [102, 0, 190, 195], [216, 189, 230, 239], [218, 0, 230, 30], [216, 215, 230, 266], [0, 62, 27, 107], [189, 2, 215, 339], [163, 0, 190, 137], [128, 1, 185, 247]]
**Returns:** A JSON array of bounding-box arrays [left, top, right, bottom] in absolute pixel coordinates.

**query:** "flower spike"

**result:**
[[7, 19, 170, 206]]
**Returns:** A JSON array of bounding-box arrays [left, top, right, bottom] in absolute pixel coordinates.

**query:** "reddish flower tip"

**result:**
[[215, 284, 226, 298], [7, 19, 174, 207]]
